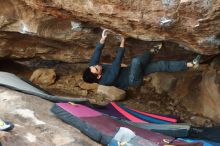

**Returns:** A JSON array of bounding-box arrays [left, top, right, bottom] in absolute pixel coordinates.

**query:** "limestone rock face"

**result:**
[[199, 66, 220, 121], [150, 62, 220, 122], [0, 0, 219, 60], [0, 0, 220, 124]]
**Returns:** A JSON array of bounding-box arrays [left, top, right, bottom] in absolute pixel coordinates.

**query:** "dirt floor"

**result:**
[[0, 59, 217, 127]]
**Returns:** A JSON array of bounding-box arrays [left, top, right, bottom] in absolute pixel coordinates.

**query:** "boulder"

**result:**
[[199, 67, 220, 122], [149, 64, 220, 123], [30, 68, 56, 86], [190, 116, 212, 126], [78, 82, 98, 91], [0, 86, 100, 146], [97, 85, 126, 101], [0, 0, 219, 64], [1, 0, 219, 55]]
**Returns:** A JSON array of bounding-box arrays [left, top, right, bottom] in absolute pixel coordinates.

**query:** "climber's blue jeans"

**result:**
[[128, 52, 188, 87]]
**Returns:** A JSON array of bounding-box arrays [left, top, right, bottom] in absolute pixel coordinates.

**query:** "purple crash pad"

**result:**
[[53, 103, 202, 146]]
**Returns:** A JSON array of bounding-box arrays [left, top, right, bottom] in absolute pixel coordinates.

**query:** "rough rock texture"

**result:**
[[0, 58, 217, 125], [0, 29, 199, 65], [0, 86, 100, 146], [0, 0, 220, 125], [150, 73, 177, 94], [97, 85, 126, 101], [0, 0, 219, 56], [79, 82, 98, 91], [150, 62, 220, 122], [199, 66, 220, 121], [30, 68, 56, 85]]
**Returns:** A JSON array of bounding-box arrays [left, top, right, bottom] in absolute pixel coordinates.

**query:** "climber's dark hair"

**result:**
[[83, 67, 99, 83]]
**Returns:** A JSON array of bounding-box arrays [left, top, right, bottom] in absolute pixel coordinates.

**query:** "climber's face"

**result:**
[[90, 64, 102, 79]]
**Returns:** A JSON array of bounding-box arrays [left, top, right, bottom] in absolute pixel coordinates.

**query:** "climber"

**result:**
[[82, 29, 201, 90]]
